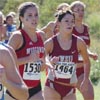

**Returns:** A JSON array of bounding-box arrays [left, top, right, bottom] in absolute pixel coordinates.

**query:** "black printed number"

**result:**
[[55, 65, 73, 74], [0, 84, 2, 91], [24, 63, 41, 73]]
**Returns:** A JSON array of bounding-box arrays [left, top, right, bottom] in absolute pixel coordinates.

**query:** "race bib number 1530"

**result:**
[[23, 61, 42, 80]]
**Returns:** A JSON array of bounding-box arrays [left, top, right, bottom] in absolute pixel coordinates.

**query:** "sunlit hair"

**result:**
[[3, 14, 14, 24], [57, 3, 69, 11], [70, 1, 86, 11], [55, 3, 70, 17], [9, 12, 16, 17], [0, 11, 4, 19], [6, 14, 14, 20], [57, 8, 75, 22], [18, 2, 39, 29]]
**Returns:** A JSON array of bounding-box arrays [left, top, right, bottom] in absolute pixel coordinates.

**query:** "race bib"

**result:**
[[0, 83, 4, 99], [54, 62, 76, 79], [23, 61, 42, 80]]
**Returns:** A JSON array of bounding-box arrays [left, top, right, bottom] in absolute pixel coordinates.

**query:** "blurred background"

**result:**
[[0, 0, 100, 99]]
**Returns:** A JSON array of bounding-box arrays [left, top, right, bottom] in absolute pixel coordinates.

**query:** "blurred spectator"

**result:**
[[4, 13, 17, 43], [0, 11, 6, 41]]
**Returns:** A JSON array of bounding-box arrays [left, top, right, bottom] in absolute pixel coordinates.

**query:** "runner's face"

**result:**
[[60, 13, 75, 34], [21, 6, 39, 29], [73, 4, 84, 21]]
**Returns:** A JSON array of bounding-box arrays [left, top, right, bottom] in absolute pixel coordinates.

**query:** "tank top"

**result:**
[[73, 24, 90, 62], [6, 24, 16, 38], [72, 24, 90, 46], [48, 35, 78, 84], [16, 29, 45, 87]]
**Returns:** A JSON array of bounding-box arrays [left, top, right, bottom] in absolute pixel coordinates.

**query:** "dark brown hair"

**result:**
[[18, 2, 38, 29], [57, 8, 75, 22]]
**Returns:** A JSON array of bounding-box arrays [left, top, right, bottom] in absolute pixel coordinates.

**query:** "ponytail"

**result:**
[[18, 19, 22, 30]]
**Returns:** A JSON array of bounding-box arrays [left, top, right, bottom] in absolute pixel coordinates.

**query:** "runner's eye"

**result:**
[[35, 13, 38, 17], [65, 20, 69, 22], [28, 14, 32, 17]]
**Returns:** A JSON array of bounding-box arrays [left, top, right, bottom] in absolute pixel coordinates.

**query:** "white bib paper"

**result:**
[[23, 61, 42, 80], [54, 62, 75, 79]]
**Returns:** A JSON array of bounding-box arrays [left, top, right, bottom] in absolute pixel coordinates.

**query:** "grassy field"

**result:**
[[41, 72, 100, 100]]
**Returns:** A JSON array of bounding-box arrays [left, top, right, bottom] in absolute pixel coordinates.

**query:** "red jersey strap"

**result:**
[[73, 24, 88, 35], [72, 24, 90, 46]]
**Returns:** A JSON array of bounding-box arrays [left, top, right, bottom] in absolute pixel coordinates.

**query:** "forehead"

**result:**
[[7, 17, 13, 21], [7, 16, 13, 19], [62, 13, 74, 20], [74, 4, 84, 9], [25, 6, 38, 14]]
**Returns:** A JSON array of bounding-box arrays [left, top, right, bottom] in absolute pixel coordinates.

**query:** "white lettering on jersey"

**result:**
[[27, 47, 44, 54]]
